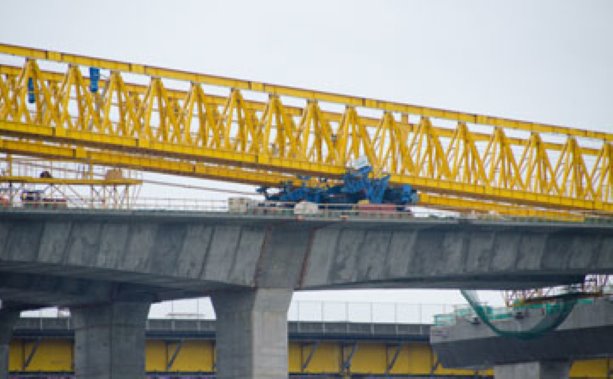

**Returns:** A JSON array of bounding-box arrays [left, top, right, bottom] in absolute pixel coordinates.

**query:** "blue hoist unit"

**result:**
[[27, 77, 35, 104], [29, 67, 99, 102], [89, 67, 100, 93], [258, 164, 419, 207]]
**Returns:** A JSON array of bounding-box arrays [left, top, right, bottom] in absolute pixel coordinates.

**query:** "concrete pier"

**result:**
[[0, 309, 19, 379], [495, 361, 571, 379], [1, 210, 613, 378], [71, 301, 150, 379], [212, 289, 293, 379]]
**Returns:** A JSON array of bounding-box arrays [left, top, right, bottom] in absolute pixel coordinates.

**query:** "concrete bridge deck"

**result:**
[[431, 298, 613, 378], [1, 208, 612, 379], [1, 208, 611, 301]]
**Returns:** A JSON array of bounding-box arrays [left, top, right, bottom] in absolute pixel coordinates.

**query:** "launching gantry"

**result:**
[[0, 43, 611, 219]]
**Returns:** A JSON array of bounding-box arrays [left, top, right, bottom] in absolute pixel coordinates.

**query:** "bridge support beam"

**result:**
[[212, 288, 293, 379], [494, 361, 571, 379], [0, 309, 19, 379], [71, 301, 150, 379]]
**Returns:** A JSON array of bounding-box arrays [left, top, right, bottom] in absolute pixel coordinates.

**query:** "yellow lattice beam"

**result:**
[[0, 138, 294, 187], [0, 176, 142, 186], [0, 44, 611, 215], [0, 43, 609, 142]]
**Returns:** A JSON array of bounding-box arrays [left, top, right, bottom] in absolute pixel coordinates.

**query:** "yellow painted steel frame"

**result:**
[[0, 44, 611, 217], [0, 176, 142, 186], [8, 338, 613, 378]]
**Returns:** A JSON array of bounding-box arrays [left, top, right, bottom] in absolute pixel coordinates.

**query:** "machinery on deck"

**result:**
[[258, 158, 419, 208], [19, 189, 67, 209]]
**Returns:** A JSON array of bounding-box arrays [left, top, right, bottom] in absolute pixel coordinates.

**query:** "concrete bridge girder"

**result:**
[[1, 210, 611, 292], [1, 209, 613, 379], [0, 271, 114, 306], [0, 270, 214, 307], [431, 299, 613, 379]]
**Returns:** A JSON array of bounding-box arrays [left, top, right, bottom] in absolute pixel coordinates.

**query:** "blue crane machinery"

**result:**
[[258, 157, 419, 207]]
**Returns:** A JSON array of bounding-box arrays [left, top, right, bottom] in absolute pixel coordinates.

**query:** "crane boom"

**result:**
[[0, 43, 611, 217]]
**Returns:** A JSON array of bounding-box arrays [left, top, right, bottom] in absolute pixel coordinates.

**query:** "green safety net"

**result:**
[[460, 289, 578, 340]]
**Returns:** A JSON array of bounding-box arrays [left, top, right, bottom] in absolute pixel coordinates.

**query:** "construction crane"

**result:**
[[0, 43, 611, 220]]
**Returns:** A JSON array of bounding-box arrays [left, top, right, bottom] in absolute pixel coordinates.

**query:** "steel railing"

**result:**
[[21, 299, 458, 325], [2, 196, 610, 224]]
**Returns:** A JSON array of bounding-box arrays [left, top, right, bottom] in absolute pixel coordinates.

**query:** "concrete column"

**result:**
[[0, 309, 19, 379], [495, 361, 571, 379], [71, 301, 150, 379], [212, 288, 293, 379]]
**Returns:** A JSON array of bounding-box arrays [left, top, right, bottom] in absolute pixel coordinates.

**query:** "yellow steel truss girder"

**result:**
[[0, 64, 604, 157], [391, 172, 612, 212], [0, 120, 344, 177], [420, 193, 585, 222], [2, 120, 609, 213], [0, 135, 594, 220], [0, 45, 612, 215], [0, 138, 292, 187], [1, 43, 609, 142], [0, 176, 142, 186]]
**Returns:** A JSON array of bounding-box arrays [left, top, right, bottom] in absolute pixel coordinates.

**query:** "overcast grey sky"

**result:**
[[2, 0, 612, 132], [2, 1, 612, 307]]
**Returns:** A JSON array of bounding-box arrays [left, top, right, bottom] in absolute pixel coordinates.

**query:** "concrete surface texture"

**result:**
[[0, 309, 19, 379], [431, 299, 613, 369], [1, 209, 612, 379], [212, 289, 293, 379], [70, 301, 151, 379], [1, 209, 611, 308], [494, 361, 571, 379]]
